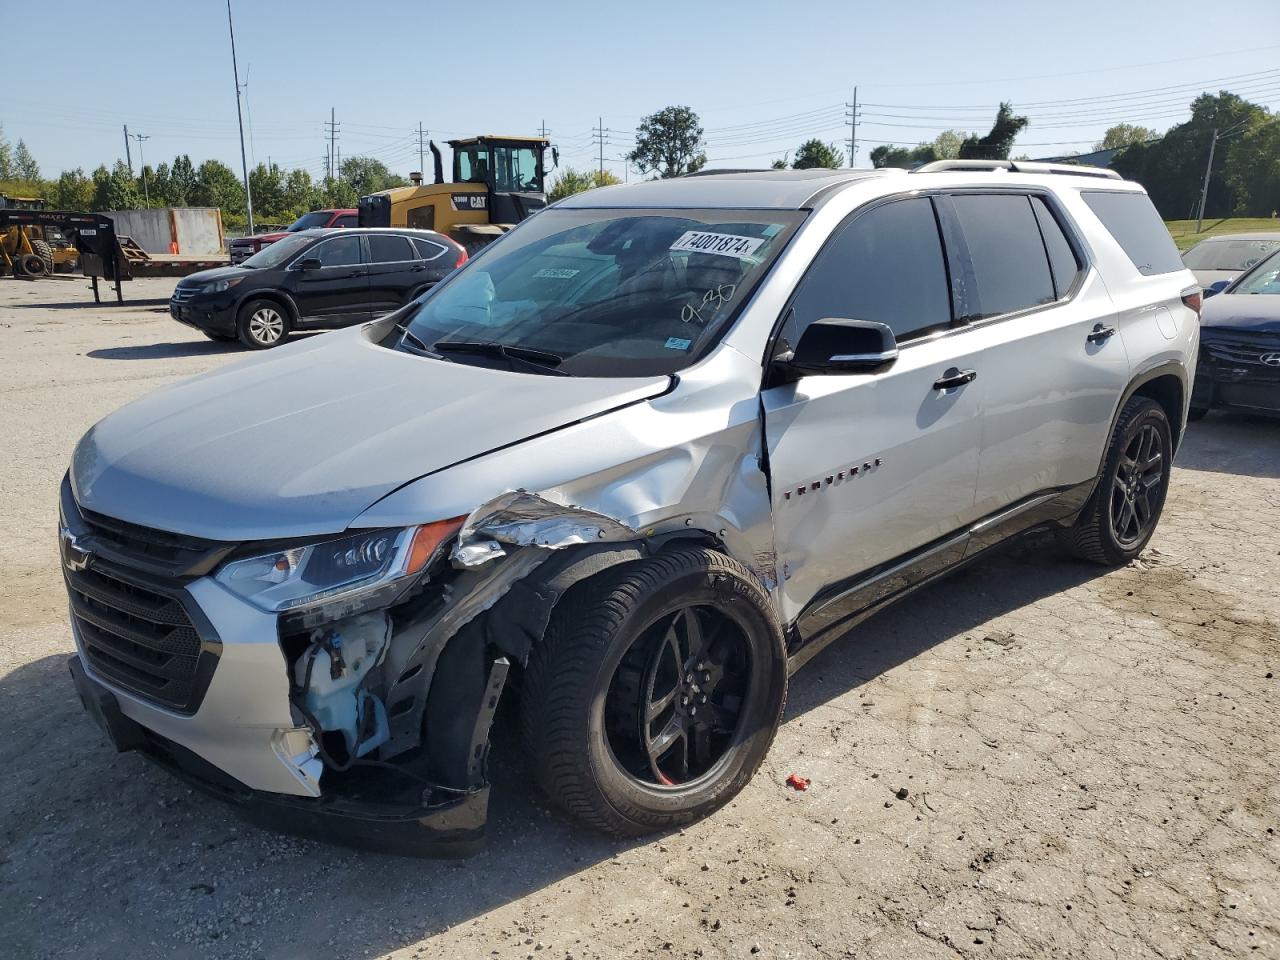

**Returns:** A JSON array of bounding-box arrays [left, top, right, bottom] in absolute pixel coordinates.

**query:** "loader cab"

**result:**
[[448, 136, 550, 226]]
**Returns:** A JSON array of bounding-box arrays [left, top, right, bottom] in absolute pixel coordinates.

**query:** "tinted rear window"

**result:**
[[951, 194, 1055, 318], [1083, 191, 1183, 276], [368, 234, 415, 263]]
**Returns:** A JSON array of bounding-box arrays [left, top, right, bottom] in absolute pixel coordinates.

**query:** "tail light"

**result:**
[[454, 247, 469, 269], [1181, 287, 1202, 318]]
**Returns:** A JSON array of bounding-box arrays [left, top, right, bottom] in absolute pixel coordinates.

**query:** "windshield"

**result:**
[[287, 211, 333, 232], [400, 208, 801, 376], [1182, 237, 1280, 270], [1228, 250, 1280, 295], [240, 233, 314, 269]]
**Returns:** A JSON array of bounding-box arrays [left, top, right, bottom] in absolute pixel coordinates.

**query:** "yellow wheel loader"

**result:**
[[357, 136, 554, 253], [0, 195, 80, 277]]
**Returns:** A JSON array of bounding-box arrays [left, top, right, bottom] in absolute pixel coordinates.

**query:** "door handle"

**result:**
[[933, 368, 977, 391], [1087, 323, 1117, 343]]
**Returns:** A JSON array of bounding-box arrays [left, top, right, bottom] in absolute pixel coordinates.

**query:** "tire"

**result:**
[[1186, 404, 1209, 422], [520, 547, 788, 838], [236, 298, 291, 349], [30, 239, 54, 277], [1058, 396, 1173, 566], [14, 253, 46, 278]]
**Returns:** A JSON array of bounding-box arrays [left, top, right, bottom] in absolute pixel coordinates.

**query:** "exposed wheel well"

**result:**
[[238, 291, 296, 323], [1130, 374, 1185, 452]]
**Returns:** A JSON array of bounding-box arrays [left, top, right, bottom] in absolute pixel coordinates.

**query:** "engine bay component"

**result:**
[[293, 611, 392, 760]]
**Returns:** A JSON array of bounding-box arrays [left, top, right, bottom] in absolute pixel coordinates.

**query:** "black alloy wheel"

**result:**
[[1109, 423, 1165, 548]]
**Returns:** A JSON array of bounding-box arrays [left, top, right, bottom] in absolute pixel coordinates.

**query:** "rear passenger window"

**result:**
[[951, 194, 1055, 319], [368, 234, 414, 263], [788, 197, 952, 342], [1030, 197, 1083, 298], [413, 237, 447, 260], [1082, 191, 1183, 276]]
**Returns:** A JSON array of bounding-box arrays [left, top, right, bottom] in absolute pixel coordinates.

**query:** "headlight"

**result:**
[[202, 277, 244, 294], [215, 519, 464, 613]]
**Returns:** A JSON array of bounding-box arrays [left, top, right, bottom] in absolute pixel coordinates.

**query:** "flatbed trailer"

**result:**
[[0, 209, 228, 303]]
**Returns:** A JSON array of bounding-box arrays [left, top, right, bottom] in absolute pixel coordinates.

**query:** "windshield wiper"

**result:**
[[396, 326, 445, 359], [432, 340, 569, 376]]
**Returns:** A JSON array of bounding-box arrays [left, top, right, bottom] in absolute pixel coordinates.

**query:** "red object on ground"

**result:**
[[785, 773, 811, 791]]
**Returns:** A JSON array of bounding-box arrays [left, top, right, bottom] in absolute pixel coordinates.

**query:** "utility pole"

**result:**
[[123, 124, 133, 175], [592, 118, 608, 182], [1196, 120, 1248, 234], [845, 87, 860, 167], [539, 119, 549, 139], [225, 0, 254, 233], [325, 108, 340, 181], [132, 133, 151, 206], [417, 121, 427, 178]]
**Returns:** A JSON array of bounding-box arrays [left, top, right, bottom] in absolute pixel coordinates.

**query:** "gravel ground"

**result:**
[[0, 275, 1277, 960]]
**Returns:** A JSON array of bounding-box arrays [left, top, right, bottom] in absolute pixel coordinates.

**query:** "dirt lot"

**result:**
[[0, 274, 1277, 960]]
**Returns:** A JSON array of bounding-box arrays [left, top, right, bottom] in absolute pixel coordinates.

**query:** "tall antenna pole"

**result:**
[[226, 0, 254, 233], [123, 125, 133, 175]]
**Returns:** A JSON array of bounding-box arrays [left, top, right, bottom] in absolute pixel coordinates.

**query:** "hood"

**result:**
[[71, 328, 670, 541], [1191, 268, 1238, 288], [1200, 293, 1280, 334], [230, 231, 288, 246], [177, 265, 252, 287]]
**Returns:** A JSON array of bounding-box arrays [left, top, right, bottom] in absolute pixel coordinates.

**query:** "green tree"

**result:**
[[13, 140, 39, 181], [548, 167, 621, 201], [54, 168, 93, 210], [249, 162, 287, 220], [869, 143, 937, 169], [169, 154, 198, 206], [627, 106, 706, 179], [338, 156, 407, 196], [0, 125, 12, 180], [770, 157, 788, 169], [958, 102, 1029, 160], [1113, 92, 1268, 219], [91, 161, 140, 210], [1093, 123, 1158, 153], [931, 129, 965, 160], [189, 159, 244, 214], [322, 177, 358, 209], [792, 139, 844, 169], [1225, 117, 1280, 217], [282, 168, 324, 217]]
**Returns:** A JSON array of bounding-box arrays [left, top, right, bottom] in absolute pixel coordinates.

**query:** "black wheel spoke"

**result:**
[[646, 684, 679, 723], [679, 607, 705, 661]]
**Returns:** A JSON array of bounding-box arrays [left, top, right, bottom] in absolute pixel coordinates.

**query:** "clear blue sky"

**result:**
[[5, 0, 1279, 181]]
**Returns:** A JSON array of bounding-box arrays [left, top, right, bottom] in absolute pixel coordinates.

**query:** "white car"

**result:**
[[1181, 231, 1280, 289], [63, 160, 1199, 855]]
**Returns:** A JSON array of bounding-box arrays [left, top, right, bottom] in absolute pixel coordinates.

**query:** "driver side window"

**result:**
[[310, 235, 363, 268], [786, 197, 952, 347]]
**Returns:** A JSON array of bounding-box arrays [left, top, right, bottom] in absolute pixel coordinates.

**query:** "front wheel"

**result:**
[[1058, 396, 1172, 565], [521, 547, 787, 837], [236, 299, 290, 349]]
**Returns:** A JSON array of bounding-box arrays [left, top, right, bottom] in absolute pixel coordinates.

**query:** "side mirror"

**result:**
[[779, 318, 899, 376], [295, 257, 322, 271], [1203, 279, 1231, 298]]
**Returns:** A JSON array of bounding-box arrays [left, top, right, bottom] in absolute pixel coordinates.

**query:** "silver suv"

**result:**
[[62, 161, 1199, 856]]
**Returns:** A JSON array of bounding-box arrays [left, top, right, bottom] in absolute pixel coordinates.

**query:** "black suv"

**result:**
[[170, 228, 466, 349]]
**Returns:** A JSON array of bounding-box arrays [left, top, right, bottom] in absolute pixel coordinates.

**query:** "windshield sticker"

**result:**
[[670, 230, 766, 260], [761, 224, 782, 238], [533, 267, 580, 279], [681, 283, 736, 325], [664, 337, 693, 351]]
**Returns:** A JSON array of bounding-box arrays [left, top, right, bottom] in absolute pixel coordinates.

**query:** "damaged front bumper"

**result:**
[[68, 654, 488, 857]]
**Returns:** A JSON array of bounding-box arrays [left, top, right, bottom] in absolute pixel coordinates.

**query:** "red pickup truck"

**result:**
[[227, 209, 358, 264]]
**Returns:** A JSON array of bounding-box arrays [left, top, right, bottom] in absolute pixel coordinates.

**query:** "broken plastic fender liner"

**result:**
[[450, 491, 637, 567]]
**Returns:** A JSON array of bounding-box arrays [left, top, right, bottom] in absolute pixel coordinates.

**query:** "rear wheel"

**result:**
[[521, 547, 787, 837], [236, 299, 290, 349], [14, 253, 46, 278], [1058, 396, 1172, 565]]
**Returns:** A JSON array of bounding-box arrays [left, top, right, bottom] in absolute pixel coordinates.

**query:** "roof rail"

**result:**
[[912, 159, 1122, 180]]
